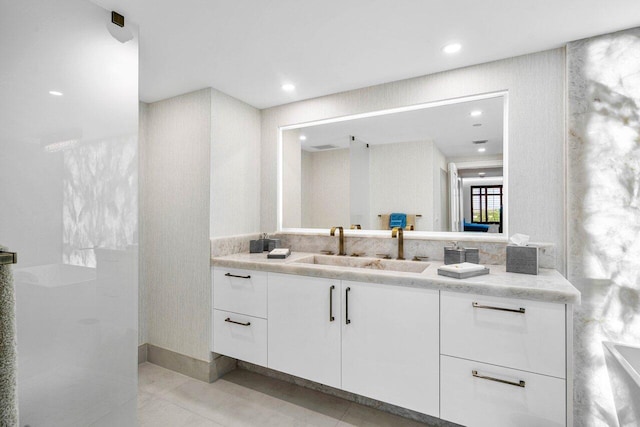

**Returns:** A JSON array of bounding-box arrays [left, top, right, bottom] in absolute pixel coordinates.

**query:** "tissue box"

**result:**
[[444, 248, 466, 265], [506, 245, 538, 275]]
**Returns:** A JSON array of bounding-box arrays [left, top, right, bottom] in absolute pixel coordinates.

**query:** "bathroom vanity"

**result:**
[[211, 251, 579, 427]]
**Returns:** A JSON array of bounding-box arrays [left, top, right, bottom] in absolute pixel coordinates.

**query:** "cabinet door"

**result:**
[[341, 281, 439, 417], [268, 273, 341, 388]]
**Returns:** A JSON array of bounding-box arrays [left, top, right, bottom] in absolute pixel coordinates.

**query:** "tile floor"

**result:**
[[138, 363, 432, 426]]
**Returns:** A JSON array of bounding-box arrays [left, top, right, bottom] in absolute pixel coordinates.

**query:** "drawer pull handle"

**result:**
[[329, 285, 335, 322], [225, 273, 251, 279], [224, 317, 251, 326], [472, 302, 525, 314], [472, 370, 525, 388], [345, 287, 351, 325]]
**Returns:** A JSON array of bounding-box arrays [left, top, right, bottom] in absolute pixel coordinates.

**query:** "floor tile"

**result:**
[[161, 376, 306, 426], [223, 369, 350, 422], [338, 402, 433, 427], [138, 362, 191, 397], [138, 364, 435, 426], [138, 396, 224, 427]]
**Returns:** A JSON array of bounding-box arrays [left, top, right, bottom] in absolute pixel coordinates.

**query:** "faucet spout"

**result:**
[[329, 226, 346, 256], [391, 227, 404, 260]]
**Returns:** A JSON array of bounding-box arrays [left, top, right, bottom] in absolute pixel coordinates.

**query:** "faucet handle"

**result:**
[[376, 253, 391, 259], [350, 252, 364, 257], [320, 250, 335, 256]]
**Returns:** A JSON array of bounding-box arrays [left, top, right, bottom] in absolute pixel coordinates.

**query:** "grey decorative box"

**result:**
[[438, 267, 490, 279], [250, 239, 265, 253], [444, 248, 466, 265], [506, 245, 539, 275], [464, 248, 480, 264], [267, 239, 281, 251]]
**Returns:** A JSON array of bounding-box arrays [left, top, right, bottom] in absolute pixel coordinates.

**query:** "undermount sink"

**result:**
[[293, 254, 429, 273]]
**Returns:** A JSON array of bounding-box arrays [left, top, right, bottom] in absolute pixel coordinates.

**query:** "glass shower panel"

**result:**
[[0, 0, 139, 425]]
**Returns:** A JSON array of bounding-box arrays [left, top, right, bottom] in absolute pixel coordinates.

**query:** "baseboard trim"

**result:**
[[237, 361, 454, 426], [138, 343, 148, 364], [140, 343, 237, 383]]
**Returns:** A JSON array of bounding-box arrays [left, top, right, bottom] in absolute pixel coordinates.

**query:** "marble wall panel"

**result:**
[[567, 27, 640, 427]]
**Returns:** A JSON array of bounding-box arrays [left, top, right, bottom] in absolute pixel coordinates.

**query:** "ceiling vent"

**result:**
[[472, 140, 488, 145], [311, 144, 339, 150]]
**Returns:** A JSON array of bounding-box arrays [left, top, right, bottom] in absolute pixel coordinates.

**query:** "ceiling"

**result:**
[[293, 96, 503, 158], [1, 1, 138, 146], [90, 0, 640, 109]]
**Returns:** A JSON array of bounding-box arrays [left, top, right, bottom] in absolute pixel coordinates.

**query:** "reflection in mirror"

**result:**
[[280, 93, 507, 234]]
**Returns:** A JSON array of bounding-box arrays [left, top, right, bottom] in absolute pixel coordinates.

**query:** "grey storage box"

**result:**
[[267, 239, 281, 251], [506, 245, 539, 275], [250, 239, 265, 253], [444, 248, 466, 265], [464, 248, 480, 264]]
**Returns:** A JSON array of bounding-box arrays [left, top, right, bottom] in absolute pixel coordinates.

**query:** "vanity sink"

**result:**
[[293, 254, 429, 273]]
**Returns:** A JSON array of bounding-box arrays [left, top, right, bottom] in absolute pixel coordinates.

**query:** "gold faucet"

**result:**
[[329, 226, 346, 256], [391, 227, 404, 260]]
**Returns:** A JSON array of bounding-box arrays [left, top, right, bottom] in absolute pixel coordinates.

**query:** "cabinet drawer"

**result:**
[[441, 355, 565, 427], [213, 267, 267, 318], [212, 309, 267, 367], [441, 292, 565, 378]]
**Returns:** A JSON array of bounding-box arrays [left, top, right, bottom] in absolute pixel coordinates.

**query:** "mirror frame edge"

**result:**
[[277, 90, 510, 242]]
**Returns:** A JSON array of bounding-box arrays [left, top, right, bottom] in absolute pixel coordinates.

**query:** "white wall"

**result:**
[[210, 89, 261, 237], [141, 87, 262, 361], [282, 131, 302, 227], [300, 148, 350, 228], [369, 140, 434, 230], [142, 89, 213, 361], [432, 144, 448, 231], [261, 48, 566, 272], [349, 139, 370, 229]]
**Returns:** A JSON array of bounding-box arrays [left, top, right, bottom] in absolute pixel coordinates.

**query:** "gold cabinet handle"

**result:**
[[472, 370, 525, 388], [472, 302, 525, 314]]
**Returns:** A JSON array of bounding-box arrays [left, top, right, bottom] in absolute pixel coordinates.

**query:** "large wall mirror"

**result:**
[[278, 91, 508, 237]]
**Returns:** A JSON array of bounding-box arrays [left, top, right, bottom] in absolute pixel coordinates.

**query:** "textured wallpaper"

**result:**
[[568, 27, 640, 427]]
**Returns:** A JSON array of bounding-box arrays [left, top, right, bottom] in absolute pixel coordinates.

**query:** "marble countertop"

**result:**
[[211, 252, 581, 305]]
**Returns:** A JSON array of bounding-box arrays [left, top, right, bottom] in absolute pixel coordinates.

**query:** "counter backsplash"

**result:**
[[212, 233, 557, 270]]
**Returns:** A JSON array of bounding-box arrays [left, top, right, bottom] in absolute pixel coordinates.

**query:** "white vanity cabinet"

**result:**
[[212, 264, 574, 427], [341, 281, 439, 417], [212, 267, 268, 366], [268, 273, 342, 388], [440, 291, 567, 427]]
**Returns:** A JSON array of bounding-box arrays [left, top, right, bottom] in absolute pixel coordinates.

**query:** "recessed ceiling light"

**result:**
[[299, 135, 307, 141], [49, 90, 63, 96], [281, 83, 295, 92], [470, 110, 482, 117], [478, 172, 486, 177], [478, 147, 486, 152], [442, 43, 462, 54]]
